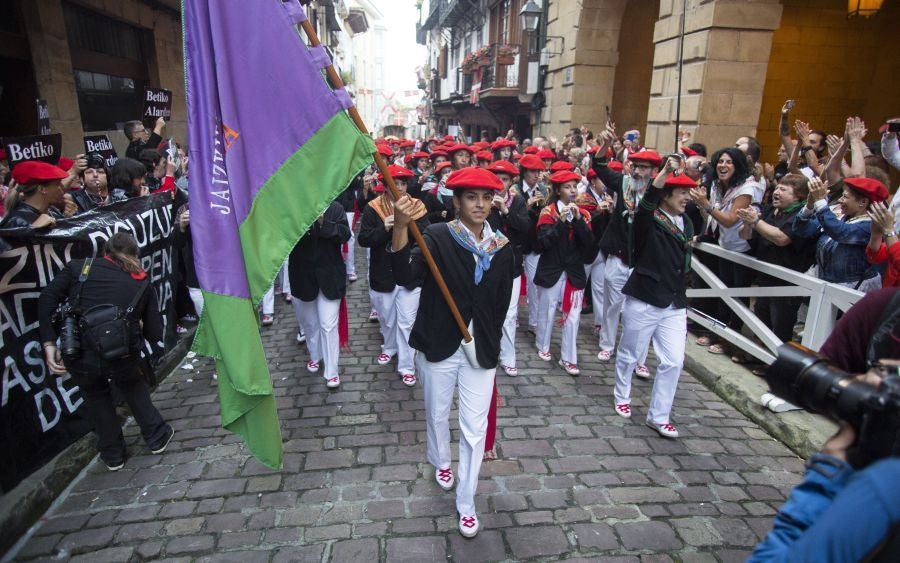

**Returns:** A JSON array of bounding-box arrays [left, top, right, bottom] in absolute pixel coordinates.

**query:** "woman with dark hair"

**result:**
[[138, 148, 177, 194], [71, 153, 125, 212], [38, 232, 173, 470], [109, 157, 150, 199], [690, 146, 759, 354]]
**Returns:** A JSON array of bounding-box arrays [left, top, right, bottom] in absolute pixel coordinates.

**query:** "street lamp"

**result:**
[[847, 0, 884, 17], [519, 0, 541, 33]]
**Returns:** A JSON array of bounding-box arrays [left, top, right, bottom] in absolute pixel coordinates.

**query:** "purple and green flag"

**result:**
[[183, 0, 375, 467]]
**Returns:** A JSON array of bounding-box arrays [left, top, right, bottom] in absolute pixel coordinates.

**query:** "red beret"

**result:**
[[663, 174, 698, 189], [681, 147, 698, 157], [608, 161, 624, 172], [472, 141, 490, 151], [475, 151, 493, 162], [550, 160, 575, 172], [447, 143, 473, 155], [627, 150, 663, 168], [399, 140, 416, 148], [434, 161, 453, 175], [586, 169, 597, 180], [491, 139, 516, 152], [443, 134, 455, 141], [411, 152, 430, 160], [377, 164, 414, 181], [429, 150, 448, 160], [445, 167, 504, 191], [373, 182, 385, 193], [518, 154, 547, 171], [549, 170, 581, 184], [844, 177, 889, 203], [488, 160, 519, 176], [57, 157, 74, 171], [523, 146, 539, 154], [12, 161, 69, 185], [537, 149, 556, 160], [376, 144, 393, 157], [587, 146, 600, 154]]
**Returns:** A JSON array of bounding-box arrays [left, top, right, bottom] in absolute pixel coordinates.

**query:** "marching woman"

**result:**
[[614, 159, 696, 439], [288, 199, 351, 389], [517, 154, 550, 332], [534, 170, 594, 375], [576, 168, 614, 333], [357, 164, 429, 386], [390, 167, 515, 538]]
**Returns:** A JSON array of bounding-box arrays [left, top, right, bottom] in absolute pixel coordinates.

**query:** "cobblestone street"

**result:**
[[12, 256, 805, 562]]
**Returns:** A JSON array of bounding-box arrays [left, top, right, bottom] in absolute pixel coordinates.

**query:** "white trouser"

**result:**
[[345, 212, 356, 276], [292, 292, 341, 379], [261, 285, 275, 316], [614, 297, 687, 424], [280, 258, 291, 295], [534, 273, 582, 364], [188, 287, 204, 316], [370, 287, 399, 357], [599, 255, 649, 365], [584, 251, 605, 327], [419, 346, 495, 516], [523, 252, 540, 327], [395, 287, 421, 374], [499, 275, 522, 367]]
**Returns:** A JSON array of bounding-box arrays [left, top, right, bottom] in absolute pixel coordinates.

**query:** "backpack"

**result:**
[[73, 258, 150, 361]]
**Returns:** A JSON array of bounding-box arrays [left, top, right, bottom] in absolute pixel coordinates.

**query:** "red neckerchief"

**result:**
[[104, 255, 147, 280]]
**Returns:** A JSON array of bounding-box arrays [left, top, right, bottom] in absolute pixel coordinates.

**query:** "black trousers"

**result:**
[[70, 362, 168, 464], [717, 254, 755, 331], [754, 275, 802, 343]]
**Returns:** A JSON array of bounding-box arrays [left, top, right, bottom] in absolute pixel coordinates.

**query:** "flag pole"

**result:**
[[296, 18, 473, 344]]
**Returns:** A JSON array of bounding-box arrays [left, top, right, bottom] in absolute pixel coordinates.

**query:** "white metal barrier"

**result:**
[[686, 242, 864, 365]]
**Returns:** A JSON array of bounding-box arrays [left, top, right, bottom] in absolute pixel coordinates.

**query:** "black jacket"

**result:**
[[357, 203, 429, 292], [622, 185, 694, 309], [391, 223, 515, 368], [38, 257, 163, 371], [592, 157, 637, 265], [518, 181, 549, 255], [70, 188, 127, 214], [288, 202, 351, 301], [486, 193, 531, 276], [534, 207, 594, 289], [125, 132, 162, 161]]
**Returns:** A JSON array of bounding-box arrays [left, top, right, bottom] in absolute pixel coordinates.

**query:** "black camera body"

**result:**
[[766, 342, 900, 468], [53, 304, 81, 361]]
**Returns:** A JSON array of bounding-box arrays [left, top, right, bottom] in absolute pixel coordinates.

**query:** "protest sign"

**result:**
[[36, 99, 51, 135], [142, 87, 172, 127], [83, 135, 119, 168], [1, 134, 63, 168]]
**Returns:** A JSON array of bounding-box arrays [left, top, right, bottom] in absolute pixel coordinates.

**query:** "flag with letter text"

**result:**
[[183, 0, 374, 468]]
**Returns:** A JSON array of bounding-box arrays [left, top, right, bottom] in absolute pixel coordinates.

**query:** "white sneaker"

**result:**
[[435, 467, 454, 491], [296, 330, 306, 344], [647, 421, 679, 438], [537, 350, 552, 361], [597, 349, 612, 362], [558, 359, 580, 376], [306, 360, 320, 373], [376, 353, 392, 365], [502, 364, 518, 377], [458, 513, 480, 538], [615, 403, 632, 418], [325, 376, 340, 388], [634, 364, 651, 379]]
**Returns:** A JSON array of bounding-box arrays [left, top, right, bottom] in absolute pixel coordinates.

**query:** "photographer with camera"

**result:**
[[750, 287, 900, 561], [38, 232, 174, 471]]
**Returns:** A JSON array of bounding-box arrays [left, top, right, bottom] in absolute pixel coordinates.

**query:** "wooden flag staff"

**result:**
[[296, 17, 474, 345]]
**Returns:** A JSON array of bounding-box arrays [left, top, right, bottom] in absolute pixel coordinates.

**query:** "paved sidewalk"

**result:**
[[11, 263, 807, 562]]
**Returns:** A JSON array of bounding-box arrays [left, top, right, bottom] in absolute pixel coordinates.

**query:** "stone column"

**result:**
[[645, 0, 782, 153]]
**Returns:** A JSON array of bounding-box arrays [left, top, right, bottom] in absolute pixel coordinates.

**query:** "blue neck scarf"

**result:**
[[446, 219, 509, 284]]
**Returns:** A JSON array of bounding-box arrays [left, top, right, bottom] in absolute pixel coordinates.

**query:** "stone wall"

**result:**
[[21, 0, 184, 157]]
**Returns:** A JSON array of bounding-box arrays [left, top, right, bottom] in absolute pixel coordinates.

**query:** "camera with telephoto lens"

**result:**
[[53, 304, 81, 361], [766, 342, 900, 468]]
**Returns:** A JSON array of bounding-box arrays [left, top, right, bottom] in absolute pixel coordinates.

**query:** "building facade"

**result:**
[[419, 0, 900, 161]]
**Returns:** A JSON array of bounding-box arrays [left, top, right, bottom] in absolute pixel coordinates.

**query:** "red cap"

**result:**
[[445, 167, 504, 191], [429, 150, 448, 160], [11, 161, 69, 185], [608, 161, 624, 172], [681, 147, 698, 157], [550, 160, 575, 172], [844, 177, 889, 203], [627, 150, 663, 168], [663, 174, 698, 189], [490, 139, 516, 152], [376, 144, 394, 157], [434, 161, 453, 175], [488, 160, 519, 176], [447, 143, 473, 155], [518, 154, 547, 171], [377, 164, 414, 181], [586, 169, 597, 180], [523, 146, 539, 154], [57, 157, 75, 171], [537, 149, 556, 160], [475, 150, 493, 162], [549, 170, 581, 184]]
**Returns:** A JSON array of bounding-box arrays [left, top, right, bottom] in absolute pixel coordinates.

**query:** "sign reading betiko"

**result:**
[[143, 87, 172, 127], [36, 99, 51, 135], [83, 135, 119, 168], [1, 133, 62, 167]]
